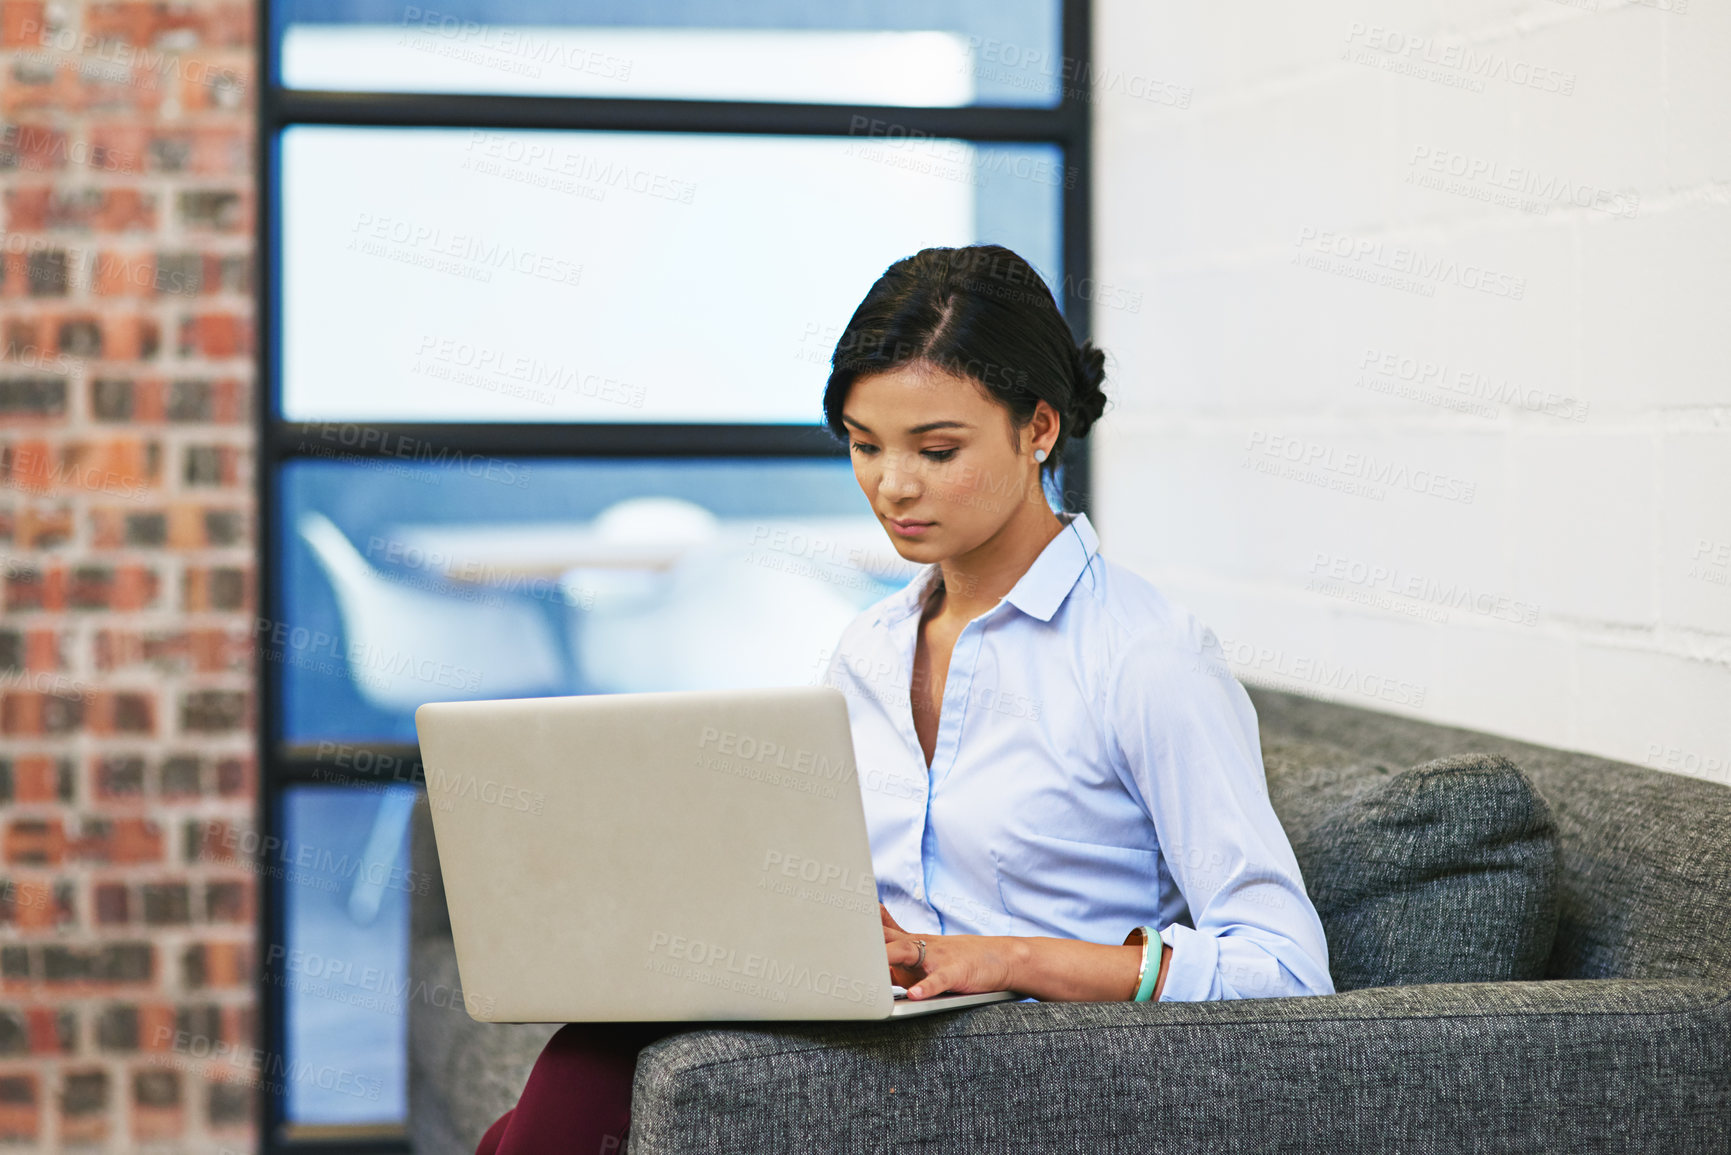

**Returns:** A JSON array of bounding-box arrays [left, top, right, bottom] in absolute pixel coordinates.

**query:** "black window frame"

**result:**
[[253, 4, 1093, 1150]]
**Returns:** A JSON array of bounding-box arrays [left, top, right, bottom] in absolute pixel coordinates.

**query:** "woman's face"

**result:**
[[841, 360, 1055, 564]]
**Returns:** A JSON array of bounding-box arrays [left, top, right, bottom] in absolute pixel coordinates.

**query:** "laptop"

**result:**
[[415, 685, 1019, 1022]]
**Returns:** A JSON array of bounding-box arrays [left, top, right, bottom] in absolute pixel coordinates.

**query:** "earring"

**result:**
[[1034, 448, 1048, 463]]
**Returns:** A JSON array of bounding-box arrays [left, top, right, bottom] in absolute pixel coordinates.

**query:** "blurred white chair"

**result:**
[[296, 511, 570, 927], [296, 511, 569, 711], [561, 497, 867, 693], [343, 784, 419, 927]]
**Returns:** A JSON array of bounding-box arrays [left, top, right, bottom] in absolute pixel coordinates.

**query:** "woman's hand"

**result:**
[[882, 919, 1022, 1000], [880, 903, 1167, 1002], [879, 902, 905, 933], [880, 903, 927, 988]]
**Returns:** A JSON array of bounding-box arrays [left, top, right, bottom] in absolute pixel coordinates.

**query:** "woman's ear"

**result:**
[[1032, 399, 1062, 459]]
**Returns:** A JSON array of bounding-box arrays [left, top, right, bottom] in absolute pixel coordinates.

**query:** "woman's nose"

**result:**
[[879, 454, 921, 498]]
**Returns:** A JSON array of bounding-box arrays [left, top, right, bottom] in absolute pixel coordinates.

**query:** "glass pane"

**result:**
[[275, 0, 1062, 107], [275, 456, 923, 746], [278, 126, 1064, 424], [279, 782, 418, 1128]]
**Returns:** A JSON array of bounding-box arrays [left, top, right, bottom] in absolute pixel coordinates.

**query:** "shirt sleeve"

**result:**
[[1106, 620, 1336, 1002]]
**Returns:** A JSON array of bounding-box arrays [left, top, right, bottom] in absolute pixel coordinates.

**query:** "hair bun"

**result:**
[[1068, 340, 1108, 439]]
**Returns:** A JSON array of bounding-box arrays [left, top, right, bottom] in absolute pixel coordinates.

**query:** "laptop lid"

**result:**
[[416, 686, 900, 1021]]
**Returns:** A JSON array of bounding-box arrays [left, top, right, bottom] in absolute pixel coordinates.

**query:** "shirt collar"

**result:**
[[875, 511, 1100, 626]]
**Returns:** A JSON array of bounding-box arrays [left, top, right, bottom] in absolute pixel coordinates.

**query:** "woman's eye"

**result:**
[[849, 442, 878, 456], [922, 448, 958, 463]]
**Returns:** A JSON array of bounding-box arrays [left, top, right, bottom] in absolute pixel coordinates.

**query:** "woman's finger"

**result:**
[[886, 938, 925, 969], [907, 967, 955, 999]]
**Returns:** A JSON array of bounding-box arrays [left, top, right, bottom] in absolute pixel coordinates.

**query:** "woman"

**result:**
[[474, 245, 1334, 1154]]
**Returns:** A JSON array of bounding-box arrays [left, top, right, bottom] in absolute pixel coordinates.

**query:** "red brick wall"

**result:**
[[1, 2, 256, 1149]]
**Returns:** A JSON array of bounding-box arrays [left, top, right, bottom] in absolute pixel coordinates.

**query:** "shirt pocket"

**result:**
[[989, 829, 1164, 940]]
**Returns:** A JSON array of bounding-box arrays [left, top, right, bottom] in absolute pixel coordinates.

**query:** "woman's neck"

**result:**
[[930, 505, 1068, 624]]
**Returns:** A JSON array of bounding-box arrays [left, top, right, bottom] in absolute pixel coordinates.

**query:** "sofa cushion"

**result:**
[[1262, 739, 1560, 991]]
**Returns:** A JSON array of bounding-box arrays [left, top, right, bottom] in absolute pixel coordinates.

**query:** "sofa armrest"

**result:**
[[627, 979, 1731, 1155], [410, 939, 558, 1155]]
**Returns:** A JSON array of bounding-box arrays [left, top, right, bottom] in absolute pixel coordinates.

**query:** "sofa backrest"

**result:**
[[1248, 687, 1731, 986]]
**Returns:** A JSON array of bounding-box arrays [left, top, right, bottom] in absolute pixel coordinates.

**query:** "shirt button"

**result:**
[[911, 883, 924, 901]]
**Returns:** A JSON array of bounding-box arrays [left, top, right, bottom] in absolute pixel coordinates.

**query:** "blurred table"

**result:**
[[380, 516, 918, 588]]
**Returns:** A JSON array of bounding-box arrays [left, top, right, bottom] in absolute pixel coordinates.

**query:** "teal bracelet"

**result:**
[[1123, 925, 1161, 1002]]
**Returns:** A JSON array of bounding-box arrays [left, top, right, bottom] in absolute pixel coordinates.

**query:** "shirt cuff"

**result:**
[[1155, 922, 1219, 1002]]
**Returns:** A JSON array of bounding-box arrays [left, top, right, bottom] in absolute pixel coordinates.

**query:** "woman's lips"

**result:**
[[886, 517, 935, 538]]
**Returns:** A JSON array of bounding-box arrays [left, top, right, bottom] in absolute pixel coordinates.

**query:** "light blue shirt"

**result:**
[[820, 511, 1335, 1002]]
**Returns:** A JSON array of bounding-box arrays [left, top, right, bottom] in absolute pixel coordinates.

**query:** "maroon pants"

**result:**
[[474, 1022, 686, 1155]]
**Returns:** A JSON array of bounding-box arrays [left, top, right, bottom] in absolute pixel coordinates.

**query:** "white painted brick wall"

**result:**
[[1092, 0, 1731, 784]]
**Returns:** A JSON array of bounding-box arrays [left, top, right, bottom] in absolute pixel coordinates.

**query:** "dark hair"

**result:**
[[822, 245, 1108, 472]]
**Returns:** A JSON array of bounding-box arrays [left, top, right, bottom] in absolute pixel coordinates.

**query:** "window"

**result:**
[[279, 127, 1062, 424], [274, 2, 1065, 106], [258, 1, 1091, 1147]]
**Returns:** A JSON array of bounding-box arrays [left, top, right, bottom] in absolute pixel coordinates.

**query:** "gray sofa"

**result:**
[[409, 687, 1731, 1153]]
